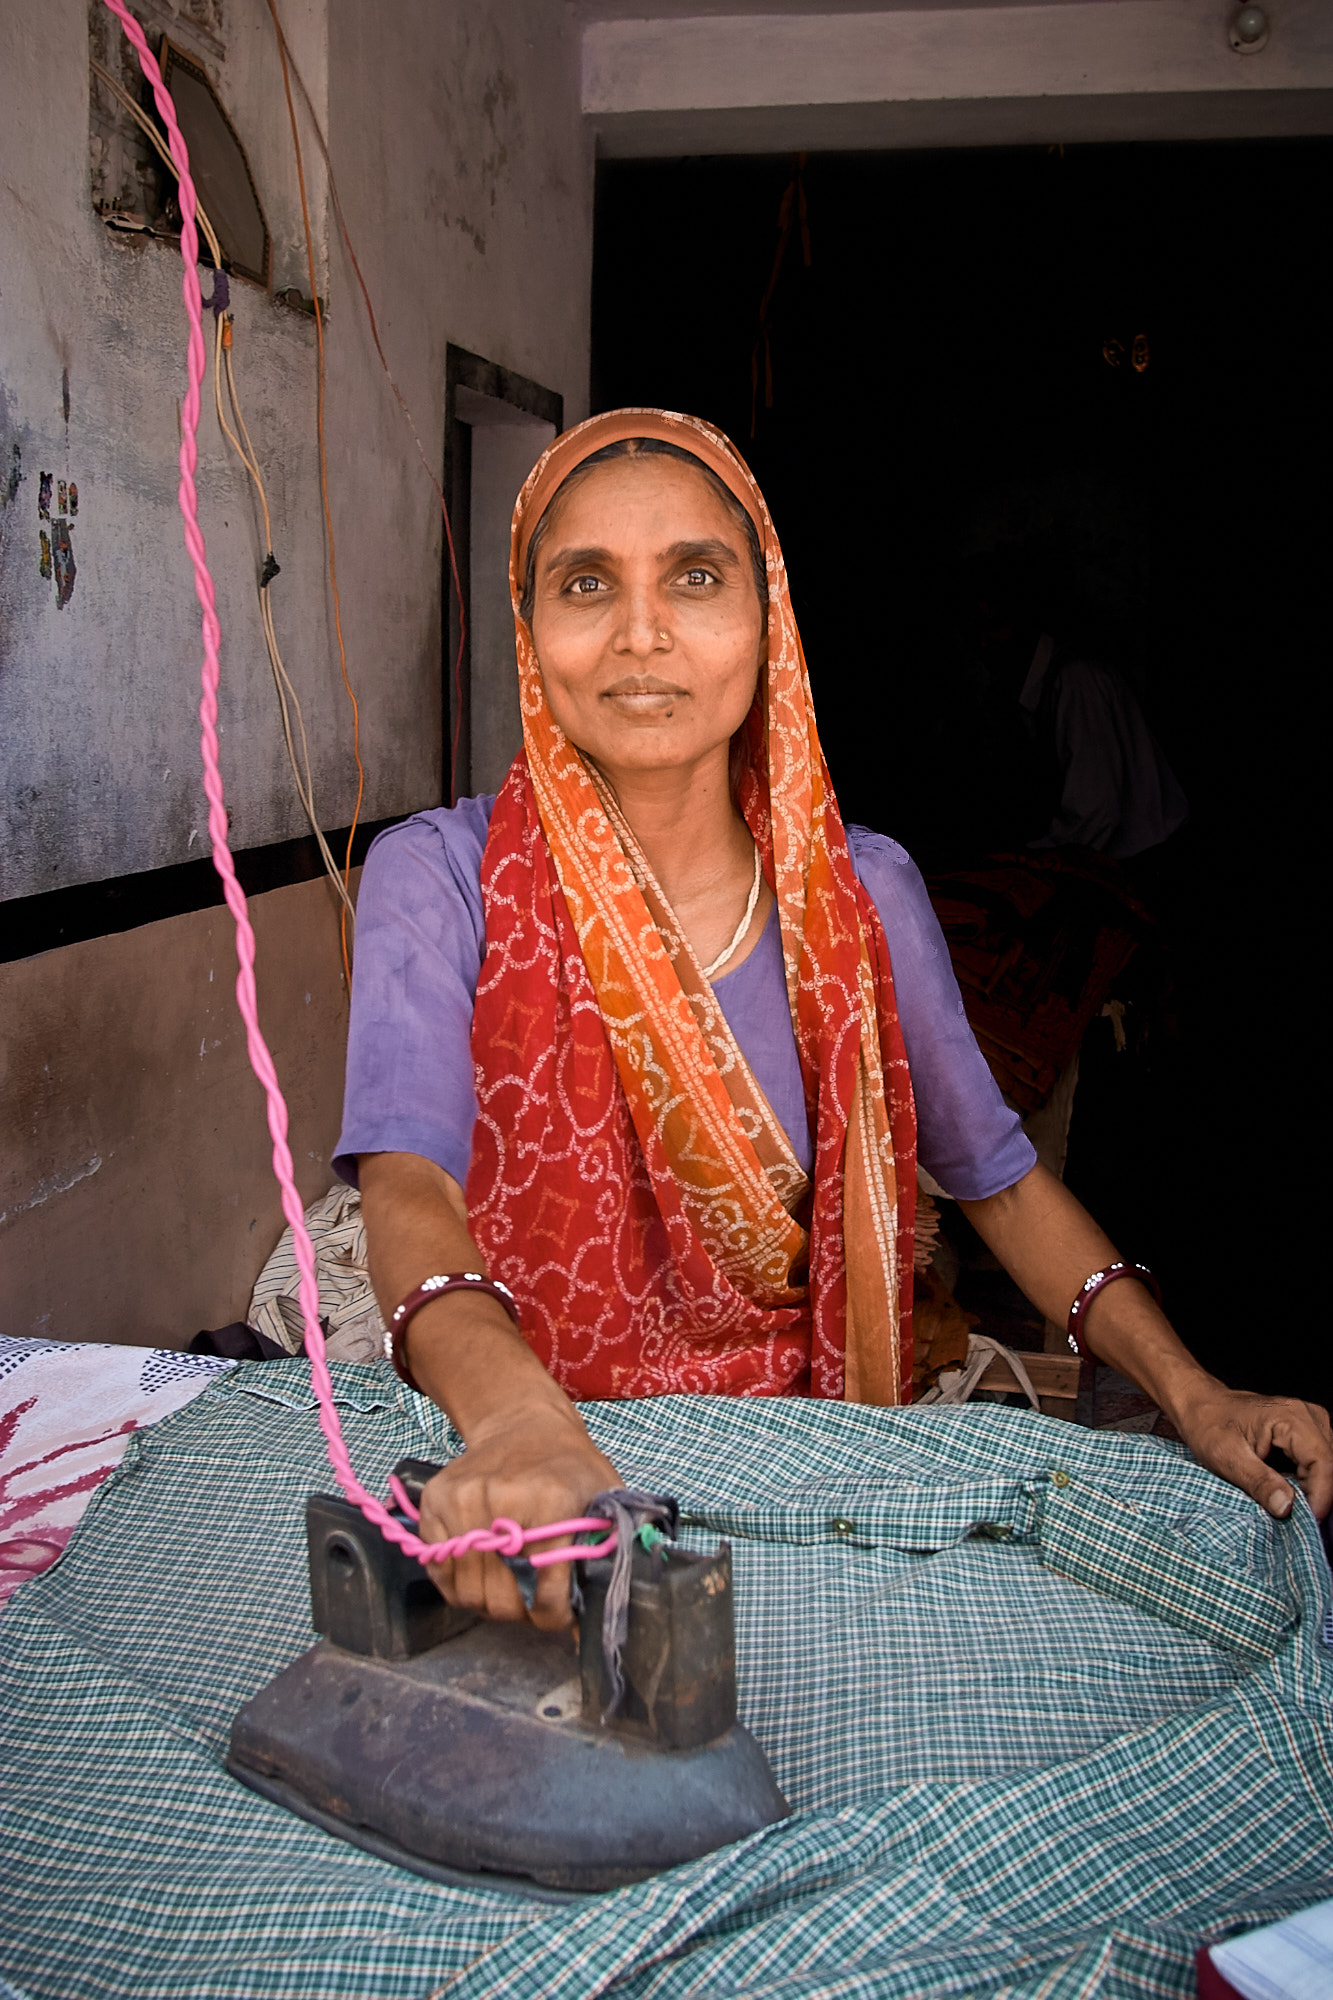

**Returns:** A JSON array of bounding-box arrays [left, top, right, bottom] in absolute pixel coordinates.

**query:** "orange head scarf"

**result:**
[[465, 409, 916, 1402]]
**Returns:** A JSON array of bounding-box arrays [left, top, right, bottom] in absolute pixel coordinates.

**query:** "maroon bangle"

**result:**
[[1066, 1261, 1162, 1357], [383, 1272, 520, 1394]]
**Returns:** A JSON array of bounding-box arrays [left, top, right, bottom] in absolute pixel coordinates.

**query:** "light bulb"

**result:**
[[1230, 5, 1269, 51]]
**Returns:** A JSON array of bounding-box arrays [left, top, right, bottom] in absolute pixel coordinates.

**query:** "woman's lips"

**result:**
[[600, 679, 689, 712]]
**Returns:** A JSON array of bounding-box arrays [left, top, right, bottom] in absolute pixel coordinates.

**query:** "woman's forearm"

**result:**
[[357, 1152, 618, 1625], [957, 1162, 1211, 1424], [960, 1162, 1333, 1520], [357, 1151, 580, 1444]]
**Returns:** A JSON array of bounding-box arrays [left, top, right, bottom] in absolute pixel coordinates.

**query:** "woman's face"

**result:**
[[528, 455, 765, 787]]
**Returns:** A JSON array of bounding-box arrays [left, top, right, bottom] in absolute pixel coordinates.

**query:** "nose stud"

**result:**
[[658, 629, 669, 641]]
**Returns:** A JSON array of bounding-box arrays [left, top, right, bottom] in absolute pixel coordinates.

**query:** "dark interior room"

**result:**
[[594, 137, 1332, 1405]]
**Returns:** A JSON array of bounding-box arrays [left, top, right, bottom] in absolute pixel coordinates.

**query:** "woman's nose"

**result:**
[[614, 584, 670, 657]]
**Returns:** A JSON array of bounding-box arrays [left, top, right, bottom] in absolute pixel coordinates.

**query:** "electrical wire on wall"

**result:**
[[212, 313, 356, 929], [92, 51, 356, 939], [266, 3, 364, 988], [263, 2, 470, 805], [103, 10, 475, 981]]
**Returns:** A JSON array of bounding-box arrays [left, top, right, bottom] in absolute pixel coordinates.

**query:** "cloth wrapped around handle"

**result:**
[[394, 1462, 679, 1720], [582, 1488, 680, 1718]]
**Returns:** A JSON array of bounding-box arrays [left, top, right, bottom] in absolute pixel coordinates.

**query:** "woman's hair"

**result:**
[[518, 437, 768, 625]]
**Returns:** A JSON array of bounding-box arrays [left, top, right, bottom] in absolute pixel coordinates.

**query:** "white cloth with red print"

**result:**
[[0, 1335, 231, 1610]]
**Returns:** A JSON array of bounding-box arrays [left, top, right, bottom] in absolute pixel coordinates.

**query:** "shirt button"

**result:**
[[1051, 1469, 1071, 1489], [832, 1517, 855, 1538]]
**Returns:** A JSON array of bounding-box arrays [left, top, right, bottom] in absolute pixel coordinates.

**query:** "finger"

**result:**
[[480, 1553, 527, 1623], [425, 1555, 457, 1605], [1206, 1427, 1295, 1519], [529, 1540, 577, 1633], [450, 1548, 492, 1615], [419, 1471, 492, 1609], [1271, 1408, 1333, 1522]]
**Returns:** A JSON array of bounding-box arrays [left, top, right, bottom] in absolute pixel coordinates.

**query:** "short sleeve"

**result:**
[[847, 826, 1036, 1201], [333, 798, 495, 1189]]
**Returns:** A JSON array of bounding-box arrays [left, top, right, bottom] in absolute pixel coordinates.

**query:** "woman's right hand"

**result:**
[[357, 1154, 621, 1629], [418, 1400, 620, 1631]]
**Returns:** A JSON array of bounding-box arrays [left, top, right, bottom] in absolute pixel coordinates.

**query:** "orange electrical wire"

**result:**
[[750, 154, 812, 438], [265, 5, 469, 806], [267, 0, 364, 988]]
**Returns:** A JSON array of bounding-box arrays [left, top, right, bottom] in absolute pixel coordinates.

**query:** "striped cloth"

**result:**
[[1209, 1895, 1333, 1999], [247, 1183, 386, 1362], [1, 1362, 1331, 2000]]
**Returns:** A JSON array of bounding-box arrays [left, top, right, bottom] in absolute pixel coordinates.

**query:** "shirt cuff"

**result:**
[[918, 1129, 1037, 1204], [332, 1118, 473, 1192]]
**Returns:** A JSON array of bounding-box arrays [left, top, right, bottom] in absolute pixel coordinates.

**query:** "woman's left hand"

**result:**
[[960, 1167, 1333, 1524], [1168, 1381, 1333, 1521]]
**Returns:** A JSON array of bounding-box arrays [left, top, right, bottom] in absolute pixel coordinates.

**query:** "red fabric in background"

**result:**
[[925, 849, 1148, 1112], [1194, 1944, 1245, 2000]]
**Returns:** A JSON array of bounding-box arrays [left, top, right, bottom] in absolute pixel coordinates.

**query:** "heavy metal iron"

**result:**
[[228, 1459, 789, 1893]]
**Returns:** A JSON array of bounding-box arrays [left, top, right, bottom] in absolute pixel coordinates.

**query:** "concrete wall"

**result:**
[[2, 0, 340, 899], [0, 0, 593, 1345], [585, 1, 1333, 154]]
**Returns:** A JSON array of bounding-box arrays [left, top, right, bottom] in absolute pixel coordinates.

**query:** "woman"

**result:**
[[337, 409, 1331, 1629]]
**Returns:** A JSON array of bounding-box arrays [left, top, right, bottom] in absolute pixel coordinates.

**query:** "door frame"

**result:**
[[443, 347, 563, 802]]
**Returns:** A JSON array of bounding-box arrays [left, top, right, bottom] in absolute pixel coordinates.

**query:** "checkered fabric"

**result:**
[[2, 1363, 1331, 2000]]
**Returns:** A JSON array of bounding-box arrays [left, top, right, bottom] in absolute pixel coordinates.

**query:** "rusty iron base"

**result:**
[[228, 1620, 788, 1892]]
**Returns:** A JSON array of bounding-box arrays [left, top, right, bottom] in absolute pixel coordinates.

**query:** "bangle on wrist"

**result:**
[[1066, 1261, 1162, 1359], [384, 1272, 521, 1394]]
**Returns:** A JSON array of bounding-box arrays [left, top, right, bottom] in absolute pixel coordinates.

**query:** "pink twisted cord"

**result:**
[[103, 0, 614, 1576]]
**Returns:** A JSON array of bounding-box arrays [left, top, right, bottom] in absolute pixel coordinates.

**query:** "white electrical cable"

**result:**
[[211, 313, 356, 929]]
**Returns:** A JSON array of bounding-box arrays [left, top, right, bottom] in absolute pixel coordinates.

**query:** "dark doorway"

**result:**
[[444, 349, 562, 802], [592, 141, 1331, 1402]]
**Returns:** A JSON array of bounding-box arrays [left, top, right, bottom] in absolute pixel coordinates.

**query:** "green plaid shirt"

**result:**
[[3, 1362, 1331, 1999]]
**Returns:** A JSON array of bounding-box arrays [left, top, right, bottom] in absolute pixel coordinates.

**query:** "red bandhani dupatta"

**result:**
[[465, 409, 916, 1402]]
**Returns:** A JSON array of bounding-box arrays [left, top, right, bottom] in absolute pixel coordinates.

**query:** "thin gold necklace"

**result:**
[[703, 842, 763, 980]]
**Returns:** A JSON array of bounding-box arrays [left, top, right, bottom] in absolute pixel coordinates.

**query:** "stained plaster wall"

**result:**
[[1, 873, 356, 1348], [3, 0, 342, 897], [0, 0, 593, 1344]]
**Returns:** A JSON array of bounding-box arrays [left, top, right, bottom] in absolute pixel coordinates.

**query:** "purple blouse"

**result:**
[[334, 799, 1034, 1202]]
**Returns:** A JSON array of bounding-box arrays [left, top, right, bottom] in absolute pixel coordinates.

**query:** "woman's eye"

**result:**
[[567, 574, 604, 596], [681, 567, 714, 588]]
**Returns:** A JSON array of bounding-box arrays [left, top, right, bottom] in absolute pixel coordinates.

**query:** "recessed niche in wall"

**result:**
[[159, 39, 270, 286], [88, 3, 270, 289]]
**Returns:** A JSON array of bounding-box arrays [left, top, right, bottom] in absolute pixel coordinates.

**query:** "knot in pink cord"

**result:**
[[483, 1516, 525, 1558]]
